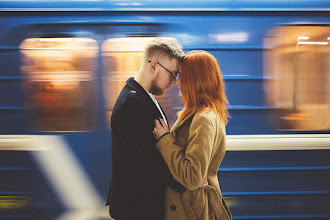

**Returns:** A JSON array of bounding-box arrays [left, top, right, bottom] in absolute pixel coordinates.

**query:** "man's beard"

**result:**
[[150, 74, 164, 96]]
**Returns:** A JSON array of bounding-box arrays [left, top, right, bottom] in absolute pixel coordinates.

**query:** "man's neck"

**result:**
[[135, 73, 151, 93]]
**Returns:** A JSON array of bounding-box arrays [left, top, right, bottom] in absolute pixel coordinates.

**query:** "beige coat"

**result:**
[[156, 109, 232, 220]]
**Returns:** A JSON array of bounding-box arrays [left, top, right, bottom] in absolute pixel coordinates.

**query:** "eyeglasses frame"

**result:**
[[148, 60, 180, 82]]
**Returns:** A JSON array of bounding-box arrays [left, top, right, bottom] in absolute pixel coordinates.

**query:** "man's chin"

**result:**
[[150, 84, 165, 96], [153, 90, 164, 96]]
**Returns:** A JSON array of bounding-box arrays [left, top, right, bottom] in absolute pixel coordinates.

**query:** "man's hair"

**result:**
[[142, 38, 185, 61]]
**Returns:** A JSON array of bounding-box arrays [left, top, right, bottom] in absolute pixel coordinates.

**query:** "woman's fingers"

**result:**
[[199, 174, 209, 189], [153, 118, 169, 140], [159, 118, 166, 127], [153, 119, 163, 139]]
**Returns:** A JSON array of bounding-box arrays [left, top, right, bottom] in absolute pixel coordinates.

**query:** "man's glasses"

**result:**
[[148, 60, 180, 82]]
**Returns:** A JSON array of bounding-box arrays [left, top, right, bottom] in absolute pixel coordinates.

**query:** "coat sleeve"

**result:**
[[155, 113, 217, 191]]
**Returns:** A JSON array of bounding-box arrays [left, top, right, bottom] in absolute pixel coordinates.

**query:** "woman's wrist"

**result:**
[[156, 132, 170, 144]]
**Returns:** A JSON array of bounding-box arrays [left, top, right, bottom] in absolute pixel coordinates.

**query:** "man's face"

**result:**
[[150, 58, 180, 96]]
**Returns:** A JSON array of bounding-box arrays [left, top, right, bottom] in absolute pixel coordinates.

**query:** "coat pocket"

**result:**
[[181, 191, 197, 220], [181, 189, 208, 220], [221, 197, 233, 220], [191, 189, 206, 219], [181, 187, 233, 220], [206, 186, 232, 220]]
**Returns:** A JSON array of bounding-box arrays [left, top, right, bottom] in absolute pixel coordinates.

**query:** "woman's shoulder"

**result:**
[[194, 108, 225, 128], [195, 108, 217, 120], [190, 108, 216, 127]]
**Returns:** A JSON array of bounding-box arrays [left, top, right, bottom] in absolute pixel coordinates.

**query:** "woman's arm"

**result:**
[[153, 113, 216, 190]]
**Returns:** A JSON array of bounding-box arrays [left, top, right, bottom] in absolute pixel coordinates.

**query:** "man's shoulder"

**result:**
[[113, 85, 149, 118], [118, 86, 147, 107]]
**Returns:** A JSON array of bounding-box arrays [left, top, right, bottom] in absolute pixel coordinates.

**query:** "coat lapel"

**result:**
[[126, 77, 168, 125], [126, 77, 155, 107], [171, 107, 212, 133], [158, 102, 169, 127], [171, 112, 195, 137]]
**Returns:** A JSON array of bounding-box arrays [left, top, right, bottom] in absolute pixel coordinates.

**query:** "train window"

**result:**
[[102, 37, 183, 128], [264, 26, 329, 131], [20, 38, 98, 132]]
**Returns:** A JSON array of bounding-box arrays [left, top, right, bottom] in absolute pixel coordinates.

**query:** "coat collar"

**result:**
[[126, 77, 152, 102], [171, 111, 195, 134], [171, 107, 212, 133], [126, 77, 169, 126]]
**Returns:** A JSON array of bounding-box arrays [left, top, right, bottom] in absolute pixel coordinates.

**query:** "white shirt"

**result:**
[[144, 88, 168, 126]]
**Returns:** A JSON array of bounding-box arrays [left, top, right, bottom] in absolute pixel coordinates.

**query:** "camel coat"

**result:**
[[156, 109, 232, 220]]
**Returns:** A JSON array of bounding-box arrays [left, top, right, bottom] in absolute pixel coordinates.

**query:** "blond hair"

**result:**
[[142, 39, 185, 61]]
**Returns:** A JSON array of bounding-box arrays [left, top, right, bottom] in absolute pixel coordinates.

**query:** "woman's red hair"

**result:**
[[178, 50, 229, 125]]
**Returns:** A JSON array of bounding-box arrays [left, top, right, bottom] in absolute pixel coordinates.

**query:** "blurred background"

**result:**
[[0, 0, 329, 219]]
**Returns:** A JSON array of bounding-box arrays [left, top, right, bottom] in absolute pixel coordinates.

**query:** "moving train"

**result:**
[[0, 0, 329, 219]]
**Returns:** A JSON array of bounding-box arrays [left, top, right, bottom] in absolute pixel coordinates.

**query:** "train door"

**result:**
[[20, 37, 98, 132], [18, 36, 108, 219], [264, 25, 329, 131]]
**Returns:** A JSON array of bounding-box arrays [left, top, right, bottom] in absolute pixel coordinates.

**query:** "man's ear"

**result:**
[[149, 60, 157, 73]]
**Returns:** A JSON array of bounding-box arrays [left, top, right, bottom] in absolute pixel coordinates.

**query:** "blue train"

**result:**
[[0, 1, 329, 219]]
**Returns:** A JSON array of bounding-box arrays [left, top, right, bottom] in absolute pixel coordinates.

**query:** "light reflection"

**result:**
[[38, 38, 73, 42], [297, 41, 328, 45], [116, 2, 142, 6], [2, 0, 101, 1], [209, 32, 249, 42], [297, 36, 309, 40], [174, 33, 202, 44]]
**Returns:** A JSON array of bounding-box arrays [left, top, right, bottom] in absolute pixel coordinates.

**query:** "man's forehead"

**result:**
[[152, 55, 180, 71], [167, 58, 180, 68], [168, 61, 180, 74]]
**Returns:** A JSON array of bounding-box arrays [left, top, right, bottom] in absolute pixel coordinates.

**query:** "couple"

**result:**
[[106, 39, 232, 220]]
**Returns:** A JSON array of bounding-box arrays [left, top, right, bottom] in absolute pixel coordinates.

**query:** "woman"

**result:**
[[153, 50, 232, 220]]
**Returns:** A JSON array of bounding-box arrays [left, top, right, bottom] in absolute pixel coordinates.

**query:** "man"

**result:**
[[106, 39, 186, 219]]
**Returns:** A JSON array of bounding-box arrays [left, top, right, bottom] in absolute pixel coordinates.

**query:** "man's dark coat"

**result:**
[[106, 77, 185, 220]]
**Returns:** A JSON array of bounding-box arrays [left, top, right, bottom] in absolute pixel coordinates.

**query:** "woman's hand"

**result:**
[[153, 118, 170, 140], [199, 174, 209, 189]]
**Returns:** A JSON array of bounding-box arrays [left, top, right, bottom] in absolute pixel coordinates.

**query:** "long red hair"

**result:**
[[178, 50, 229, 125]]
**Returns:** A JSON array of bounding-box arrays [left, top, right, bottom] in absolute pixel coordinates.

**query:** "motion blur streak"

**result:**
[[0, 135, 111, 220]]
